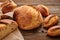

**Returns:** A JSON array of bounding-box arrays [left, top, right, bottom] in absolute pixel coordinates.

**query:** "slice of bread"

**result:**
[[0, 19, 18, 40]]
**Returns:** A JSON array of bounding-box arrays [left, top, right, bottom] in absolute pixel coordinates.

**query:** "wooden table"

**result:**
[[13, 0, 60, 40]]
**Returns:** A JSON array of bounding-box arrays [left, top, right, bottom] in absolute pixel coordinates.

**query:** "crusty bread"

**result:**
[[36, 5, 49, 17], [43, 15, 59, 28], [1, 0, 17, 13], [0, 19, 18, 40], [13, 5, 43, 30], [47, 26, 60, 36]]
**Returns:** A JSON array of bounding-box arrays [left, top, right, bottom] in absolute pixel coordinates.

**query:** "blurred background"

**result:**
[[13, 0, 60, 6], [13, 0, 60, 13], [0, 0, 60, 6]]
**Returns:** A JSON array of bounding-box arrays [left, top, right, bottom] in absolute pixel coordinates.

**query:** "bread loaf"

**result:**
[[43, 15, 59, 28], [36, 5, 49, 17], [47, 26, 60, 36], [13, 5, 43, 30], [0, 19, 18, 40]]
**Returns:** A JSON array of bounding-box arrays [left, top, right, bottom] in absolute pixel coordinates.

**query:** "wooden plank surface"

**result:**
[[13, 0, 60, 6], [13, 0, 60, 40]]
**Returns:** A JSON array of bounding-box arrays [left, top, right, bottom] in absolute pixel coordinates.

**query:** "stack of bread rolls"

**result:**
[[0, 0, 60, 39]]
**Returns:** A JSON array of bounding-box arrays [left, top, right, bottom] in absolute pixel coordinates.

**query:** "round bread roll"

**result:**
[[36, 5, 49, 17], [43, 15, 59, 28], [0, 19, 18, 39], [13, 5, 43, 30], [47, 26, 60, 36], [1, 0, 17, 14]]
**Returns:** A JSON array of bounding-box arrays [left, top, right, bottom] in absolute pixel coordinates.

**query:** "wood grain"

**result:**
[[13, 0, 60, 6]]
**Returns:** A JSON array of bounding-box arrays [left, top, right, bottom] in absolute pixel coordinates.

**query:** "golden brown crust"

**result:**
[[36, 5, 49, 17], [14, 5, 43, 30], [1, 0, 17, 13], [0, 19, 18, 40], [47, 26, 60, 36], [0, 24, 6, 30], [43, 15, 59, 28]]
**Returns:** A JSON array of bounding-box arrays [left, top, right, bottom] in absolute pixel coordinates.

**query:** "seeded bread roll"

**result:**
[[0, 19, 18, 40], [36, 5, 49, 17], [47, 26, 60, 36], [13, 5, 43, 30], [43, 15, 59, 28], [1, 0, 17, 14]]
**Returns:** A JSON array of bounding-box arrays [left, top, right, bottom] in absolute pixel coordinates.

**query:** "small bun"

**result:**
[[43, 15, 59, 28], [13, 5, 43, 30], [47, 26, 60, 36], [36, 5, 49, 17], [1, 0, 17, 14]]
